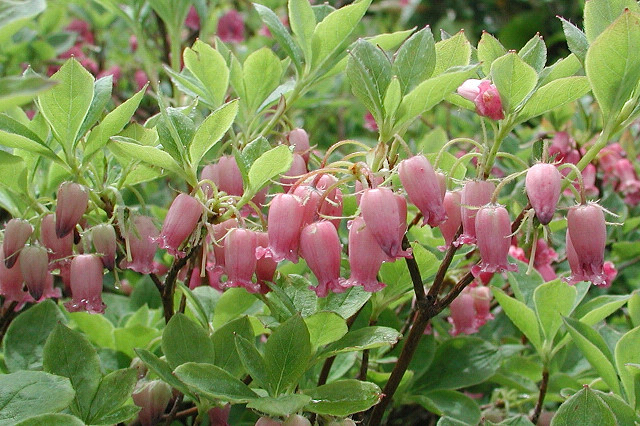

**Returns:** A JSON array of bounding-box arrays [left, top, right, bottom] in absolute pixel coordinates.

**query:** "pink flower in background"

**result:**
[[185, 6, 200, 30], [134, 70, 149, 91], [614, 159, 640, 205], [364, 112, 378, 131], [457, 79, 504, 120], [548, 132, 573, 162], [97, 65, 122, 85], [218, 10, 245, 43], [66, 19, 94, 45]]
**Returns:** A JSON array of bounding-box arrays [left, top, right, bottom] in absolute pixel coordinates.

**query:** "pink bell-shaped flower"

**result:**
[[120, 216, 160, 274], [208, 404, 231, 426], [218, 10, 245, 43], [565, 203, 607, 286], [155, 194, 203, 257], [3, 218, 33, 269], [457, 79, 504, 120], [448, 289, 478, 335], [255, 232, 277, 294], [292, 184, 323, 226], [55, 182, 89, 238], [344, 217, 386, 292], [471, 285, 494, 324], [40, 214, 74, 266], [438, 191, 462, 251], [360, 187, 411, 260], [280, 154, 308, 187], [299, 221, 346, 297], [283, 415, 312, 426], [526, 163, 562, 225], [456, 180, 495, 246], [65, 254, 105, 314], [256, 193, 305, 263], [132, 380, 172, 426], [0, 247, 33, 309], [316, 174, 343, 229], [225, 228, 259, 293], [471, 204, 517, 277], [92, 224, 117, 270], [287, 128, 311, 163], [19, 245, 51, 301], [533, 239, 559, 282], [201, 155, 244, 197], [398, 155, 447, 227]]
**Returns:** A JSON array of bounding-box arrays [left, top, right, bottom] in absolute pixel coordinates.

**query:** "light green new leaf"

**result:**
[[289, 0, 315, 61], [318, 326, 400, 359], [0, 151, 27, 194], [629, 293, 640, 327], [183, 40, 229, 108], [490, 52, 538, 113], [534, 279, 576, 342], [433, 31, 471, 76], [38, 58, 94, 152], [477, 32, 506, 76], [174, 362, 259, 403], [247, 145, 293, 195], [254, 3, 302, 71], [383, 77, 402, 119], [304, 311, 348, 350], [393, 26, 436, 94], [302, 380, 382, 416], [614, 325, 640, 408], [550, 386, 616, 426], [0, 130, 59, 161], [77, 76, 113, 141], [189, 100, 238, 167], [573, 294, 630, 326], [0, 75, 55, 113], [68, 311, 115, 350], [247, 395, 312, 418], [243, 48, 282, 112], [109, 136, 185, 178], [559, 17, 588, 64], [516, 76, 590, 122], [585, 10, 640, 121], [518, 33, 547, 73], [584, 0, 639, 43], [492, 287, 542, 352]]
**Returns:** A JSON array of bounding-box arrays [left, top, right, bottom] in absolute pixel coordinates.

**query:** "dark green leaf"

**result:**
[[316, 285, 371, 319], [212, 316, 253, 378], [594, 390, 640, 425], [174, 362, 259, 403], [304, 311, 348, 350], [414, 390, 481, 425], [134, 349, 193, 398], [246, 394, 311, 417], [393, 26, 436, 94], [162, 313, 215, 369], [86, 368, 138, 424], [319, 326, 400, 359], [14, 413, 84, 426], [0, 0, 46, 36], [614, 325, 640, 408], [0, 75, 55, 113], [302, 380, 381, 416], [559, 17, 588, 64], [550, 386, 616, 426], [235, 334, 271, 393], [492, 287, 542, 352]]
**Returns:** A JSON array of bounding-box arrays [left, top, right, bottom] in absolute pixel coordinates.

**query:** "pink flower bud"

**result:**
[[287, 128, 311, 163], [549, 132, 573, 162], [201, 155, 244, 197], [132, 380, 172, 426], [120, 216, 160, 274], [438, 191, 462, 251], [471, 204, 517, 277], [156, 194, 203, 257], [280, 154, 308, 187], [255, 418, 282, 426], [344, 217, 386, 292], [526, 163, 562, 225], [19, 245, 51, 301], [456, 180, 495, 246], [256, 193, 305, 263], [218, 10, 245, 43], [208, 404, 231, 426], [360, 188, 411, 260], [3, 219, 33, 268], [65, 254, 105, 314], [255, 232, 277, 294], [299, 221, 346, 297], [471, 285, 493, 324], [566, 203, 607, 286], [457, 79, 504, 120], [398, 155, 447, 227], [225, 228, 259, 293], [283, 414, 311, 426], [92, 224, 117, 269], [55, 182, 89, 238], [208, 218, 239, 269], [448, 289, 478, 335], [185, 6, 200, 30]]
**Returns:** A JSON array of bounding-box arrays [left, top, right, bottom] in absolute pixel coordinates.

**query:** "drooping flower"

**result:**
[[316, 174, 343, 230], [565, 203, 607, 286], [533, 239, 559, 282], [526, 163, 562, 225], [471, 285, 494, 324], [120, 216, 160, 274], [457, 79, 504, 120], [155, 194, 203, 257], [299, 221, 346, 297], [614, 159, 640, 206], [225, 228, 259, 293], [438, 191, 462, 251], [255, 232, 277, 294], [3, 218, 33, 269], [0, 247, 33, 309], [92, 224, 117, 270], [448, 289, 477, 335], [344, 217, 386, 292], [55, 182, 89, 238], [19, 245, 51, 301], [280, 154, 308, 187], [65, 254, 106, 314], [548, 132, 573, 162], [471, 204, 517, 277], [256, 193, 305, 263], [360, 187, 411, 260], [217, 10, 245, 43], [287, 128, 311, 163], [456, 180, 495, 246], [132, 380, 172, 426], [201, 155, 244, 198], [398, 155, 447, 227], [185, 6, 200, 30]]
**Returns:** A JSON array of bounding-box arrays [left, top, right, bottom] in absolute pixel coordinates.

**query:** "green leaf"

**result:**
[[89, 405, 139, 425], [477, 32, 506, 76], [573, 294, 630, 326], [183, 40, 229, 108], [109, 136, 185, 178], [316, 285, 371, 319], [319, 326, 400, 359], [3, 300, 66, 372], [585, 10, 640, 122], [247, 145, 293, 195], [563, 317, 621, 395], [42, 324, 102, 421], [487, 415, 534, 426], [518, 33, 547, 73], [38, 58, 94, 151], [246, 394, 311, 418], [134, 349, 193, 398], [550, 386, 616, 426], [0, 0, 46, 37], [68, 311, 115, 350], [366, 28, 414, 50], [594, 390, 640, 426], [492, 287, 542, 352], [310, 0, 372, 70], [86, 368, 138, 424], [629, 293, 640, 327], [0, 75, 55, 113], [289, 0, 315, 61], [77, 76, 113, 142], [584, 0, 639, 43], [0, 150, 27, 194], [414, 390, 481, 425], [393, 26, 436, 94], [84, 84, 146, 158], [162, 313, 215, 369], [304, 311, 348, 350], [346, 39, 392, 123], [212, 316, 254, 378], [254, 3, 302, 71], [264, 314, 312, 395], [211, 287, 260, 329], [302, 380, 381, 416], [516, 76, 590, 122], [0, 130, 58, 161], [14, 413, 84, 426], [534, 279, 576, 342], [235, 334, 272, 393], [559, 17, 588, 64], [243, 48, 282, 112], [0, 371, 75, 425], [113, 324, 161, 358], [433, 31, 471, 76], [383, 77, 402, 119], [174, 362, 258, 403], [189, 100, 238, 167], [490, 52, 538, 113], [614, 325, 640, 408]]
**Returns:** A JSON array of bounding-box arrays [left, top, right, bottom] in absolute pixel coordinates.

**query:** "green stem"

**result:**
[[483, 120, 513, 179]]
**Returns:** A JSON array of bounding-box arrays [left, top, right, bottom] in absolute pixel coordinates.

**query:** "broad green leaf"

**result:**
[[134, 349, 193, 398], [211, 287, 260, 329], [563, 317, 621, 395], [3, 300, 66, 372], [246, 394, 311, 418], [88, 405, 139, 425], [477, 32, 506, 76], [518, 34, 547, 73], [585, 11, 640, 121], [113, 324, 161, 358], [235, 334, 272, 393], [68, 311, 115, 350], [0, 130, 58, 161], [77, 76, 113, 142], [162, 313, 216, 369], [156, 106, 195, 161], [0, 371, 74, 425], [0, 75, 55, 114], [243, 48, 282, 112], [584, 0, 639, 43], [316, 285, 371, 319], [492, 287, 542, 352], [0, 149, 27, 194], [534, 279, 576, 342], [490, 52, 538, 113], [304, 311, 348, 350], [174, 362, 258, 403], [573, 294, 630, 326], [176, 282, 209, 329], [254, 3, 302, 71], [614, 325, 640, 408], [86, 368, 138, 424], [189, 100, 238, 166], [14, 413, 84, 426], [437, 417, 468, 426], [559, 17, 588, 64], [506, 262, 544, 309], [247, 145, 293, 195], [310, 0, 372, 70], [42, 324, 102, 421], [594, 390, 640, 426], [183, 40, 229, 108], [109, 136, 185, 178], [289, 0, 315, 61], [414, 390, 481, 425], [212, 316, 254, 378], [538, 54, 583, 88], [433, 31, 471, 76], [516, 77, 590, 122], [383, 77, 402, 119], [366, 28, 414, 50], [393, 26, 436, 94], [302, 380, 381, 416], [629, 293, 640, 327], [264, 314, 312, 394], [235, 136, 271, 182], [487, 415, 534, 426], [319, 326, 400, 359], [84, 84, 146, 157], [38, 58, 94, 151], [550, 386, 616, 426]]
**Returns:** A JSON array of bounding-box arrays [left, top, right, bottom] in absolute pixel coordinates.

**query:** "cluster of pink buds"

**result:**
[[448, 285, 494, 335], [457, 79, 504, 121]]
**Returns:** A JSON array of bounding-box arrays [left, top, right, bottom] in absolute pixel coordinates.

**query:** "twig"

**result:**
[[163, 393, 184, 426], [162, 245, 200, 324], [530, 368, 549, 424], [403, 235, 425, 302]]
